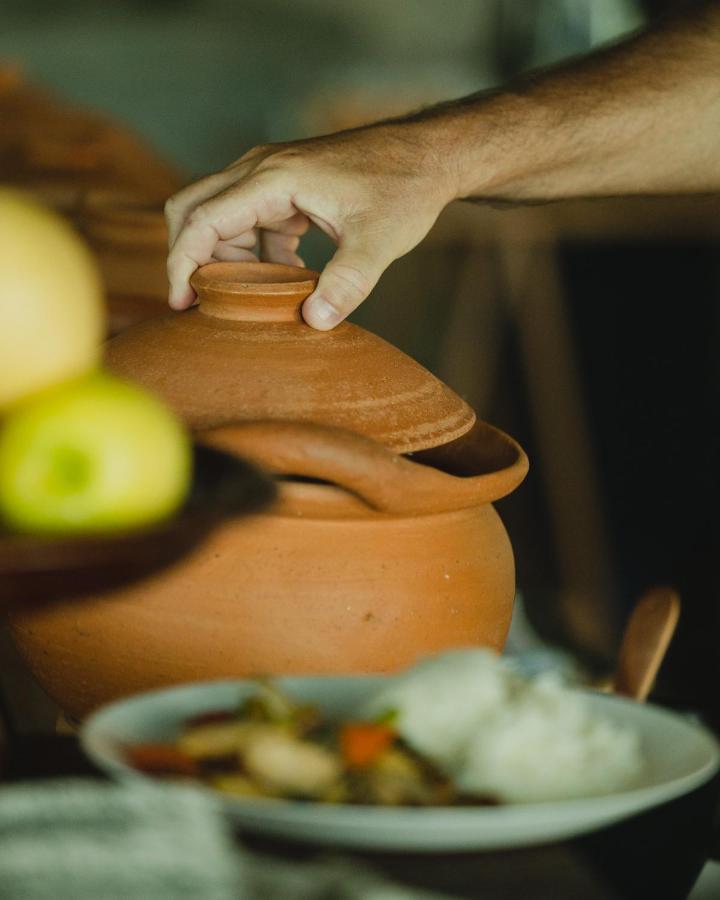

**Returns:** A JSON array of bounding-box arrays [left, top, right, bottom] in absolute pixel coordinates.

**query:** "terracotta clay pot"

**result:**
[[6, 419, 527, 719], [5, 262, 528, 718], [105, 262, 476, 454], [77, 190, 169, 335]]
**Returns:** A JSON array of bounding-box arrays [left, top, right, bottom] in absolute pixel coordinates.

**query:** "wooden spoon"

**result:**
[[612, 586, 681, 702]]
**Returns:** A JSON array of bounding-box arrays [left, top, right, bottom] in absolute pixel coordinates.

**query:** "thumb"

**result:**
[[302, 243, 389, 331]]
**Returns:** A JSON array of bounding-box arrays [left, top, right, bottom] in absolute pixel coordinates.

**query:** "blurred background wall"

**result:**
[[2, 0, 719, 724], [1, 0, 645, 175]]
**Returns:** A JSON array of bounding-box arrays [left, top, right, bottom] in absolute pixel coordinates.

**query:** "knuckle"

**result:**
[[328, 263, 371, 303], [164, 193, 187, 218], [187, 204, 211, 228], [166, 244, 182, 270], [251, 142, 275, 156], [255, 144, 304, 173], [165, 173, 216, 213], [232, 145, 266, 167], [167, 243, 194, 269], [243, 141, 275, 159]]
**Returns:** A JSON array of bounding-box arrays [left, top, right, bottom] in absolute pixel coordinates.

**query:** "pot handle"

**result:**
[[199, 420, 527, 516]]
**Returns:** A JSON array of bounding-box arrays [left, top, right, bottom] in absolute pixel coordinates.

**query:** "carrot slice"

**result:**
[[340, 722, 396, 769], [125, 743, 198, 777]]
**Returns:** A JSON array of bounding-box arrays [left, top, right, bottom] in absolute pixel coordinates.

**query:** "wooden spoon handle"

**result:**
[[613, 586, 681, 702]]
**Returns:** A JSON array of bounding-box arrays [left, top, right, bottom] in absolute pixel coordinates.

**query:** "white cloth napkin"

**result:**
[[0, 779, 447, 900]]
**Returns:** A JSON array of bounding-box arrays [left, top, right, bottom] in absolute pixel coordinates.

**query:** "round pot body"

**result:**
[[6, 489, 514, 720], [7, 264, 527, 720]]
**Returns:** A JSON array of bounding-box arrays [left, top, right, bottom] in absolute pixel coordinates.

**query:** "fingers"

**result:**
[[302, 242, 390, 331], [259, 230, 302, 267], [167, 179, 298, 309], [212, 246, 259, 263], [262, 211, 311, 238], [166, 192, 258, 309], [164, 168, 241, 246], [167, 216, 230, 309], [212, 230, 258, 262], [258, 212, 310, 265], [164, 144, 277, 247]]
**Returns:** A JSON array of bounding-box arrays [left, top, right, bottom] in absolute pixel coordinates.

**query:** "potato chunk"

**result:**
[[178, 721, 265, 760], [243, 732, 341, 798]]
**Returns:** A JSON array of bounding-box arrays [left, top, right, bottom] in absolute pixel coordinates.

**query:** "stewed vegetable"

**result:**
[[124, 680, 491, 806]]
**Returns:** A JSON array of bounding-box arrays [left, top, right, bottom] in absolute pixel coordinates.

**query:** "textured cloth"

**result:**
[[245, 856, 446, 900], [0, 779, 447, 900], [0, 779, 243, 899]]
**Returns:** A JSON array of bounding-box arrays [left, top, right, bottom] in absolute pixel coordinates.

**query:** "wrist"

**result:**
[[431, 90, 548, 202], [375, 119, 464, 208], [448, 93, 532, 200], [384, 91, 540, 205]]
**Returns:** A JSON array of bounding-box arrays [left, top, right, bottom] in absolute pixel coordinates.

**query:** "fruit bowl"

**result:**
[[0, 443, 275, 605]]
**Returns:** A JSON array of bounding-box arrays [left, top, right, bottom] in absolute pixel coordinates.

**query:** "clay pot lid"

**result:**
[[106, 261, 476, 454]]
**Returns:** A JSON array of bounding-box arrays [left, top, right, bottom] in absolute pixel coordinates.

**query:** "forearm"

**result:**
[[402, 1, 720, 202], [166, 1, 720, 326]]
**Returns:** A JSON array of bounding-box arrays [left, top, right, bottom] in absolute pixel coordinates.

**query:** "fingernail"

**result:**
[[305, 295, 340, 328]]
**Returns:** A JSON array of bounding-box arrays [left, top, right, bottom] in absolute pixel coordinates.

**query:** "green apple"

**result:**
[[0, 372, 191, 534]]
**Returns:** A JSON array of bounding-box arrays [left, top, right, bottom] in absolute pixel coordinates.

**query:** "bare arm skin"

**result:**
[[166, 1, 720, 329]]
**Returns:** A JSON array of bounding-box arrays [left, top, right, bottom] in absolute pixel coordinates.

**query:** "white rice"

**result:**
[[365, 649, 644, 804]]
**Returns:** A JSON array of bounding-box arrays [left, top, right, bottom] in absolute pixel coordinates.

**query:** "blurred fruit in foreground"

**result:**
[[0, 188, 105, 409], [0, 372, 191, 534]]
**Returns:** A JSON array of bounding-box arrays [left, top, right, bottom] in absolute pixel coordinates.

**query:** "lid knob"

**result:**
[[190, 262, 319, 323]]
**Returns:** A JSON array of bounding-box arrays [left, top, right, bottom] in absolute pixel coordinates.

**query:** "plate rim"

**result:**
[[80, 675, 720, 851]]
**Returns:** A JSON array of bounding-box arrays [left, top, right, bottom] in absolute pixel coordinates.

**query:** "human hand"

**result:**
[[165, 123, 458, 329]]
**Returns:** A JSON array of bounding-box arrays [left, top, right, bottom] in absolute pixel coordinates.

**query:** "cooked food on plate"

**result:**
[[124, 650, 645, 806]]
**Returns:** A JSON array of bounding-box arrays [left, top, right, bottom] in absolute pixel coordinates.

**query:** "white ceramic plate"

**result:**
[[81, 677, 720, 852]]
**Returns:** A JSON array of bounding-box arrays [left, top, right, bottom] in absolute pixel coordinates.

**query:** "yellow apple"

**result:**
[[0, 188, 105, 409], [0, 372, 191, 533]]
